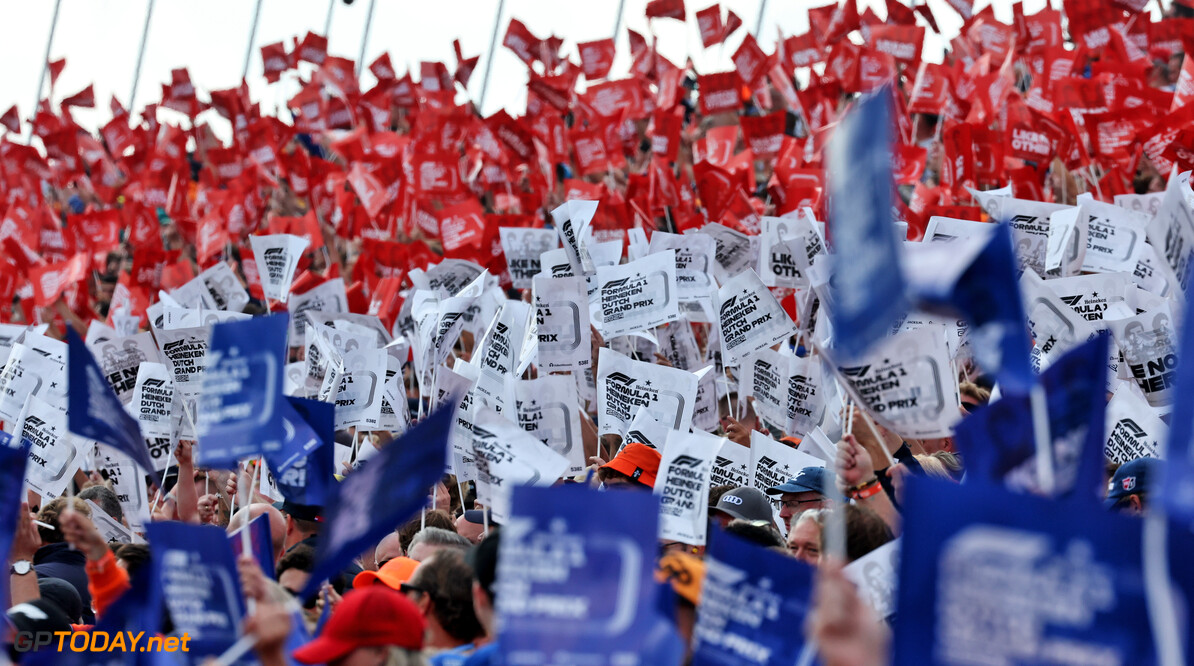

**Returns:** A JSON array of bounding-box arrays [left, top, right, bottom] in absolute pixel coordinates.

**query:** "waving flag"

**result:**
[[300, 405, 454, 599], [66, 329, 155, 473], [827, 86, 908, 359]]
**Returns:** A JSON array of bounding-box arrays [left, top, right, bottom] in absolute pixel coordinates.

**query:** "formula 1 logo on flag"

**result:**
[[595, 250, 679, 338]]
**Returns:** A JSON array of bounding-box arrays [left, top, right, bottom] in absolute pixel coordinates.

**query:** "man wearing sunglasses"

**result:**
[[767, 466, 836, 528]]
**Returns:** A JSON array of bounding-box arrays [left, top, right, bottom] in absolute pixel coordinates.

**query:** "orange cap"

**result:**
[[602, 442, 662, 488], [352, 556, 419, 591]]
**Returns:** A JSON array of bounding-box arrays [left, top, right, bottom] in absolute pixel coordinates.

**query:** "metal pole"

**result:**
[[478, 0, 506, 114], [29, 0, 63, 139], [612, 0, 626, 41], [129, 0, 156, 115], [242, 0, 264, 82], [754, 0, 769, 37], [357, 0, 377, 78], [324, 0, 335, 36]]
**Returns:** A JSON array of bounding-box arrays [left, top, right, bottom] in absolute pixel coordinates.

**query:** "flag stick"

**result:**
[[212, 633, 257, 666], [128, 0, 156, 116], [753, 0, 769, 37], [323, 0, 335, 36], [356, 0, 377, 80], [1028, 383, 1054, 495], [242, 0, 264, 82], [29, 0, 63, 140], [1143, 512, 1184, 666], [858, 410, 896, 468], [149, 447, 175, 514], [477, 0, 507, 112], [612, 0, 626, 42]]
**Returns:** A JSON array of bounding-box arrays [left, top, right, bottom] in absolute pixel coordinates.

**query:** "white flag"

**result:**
[[288, 279, 349, 342], [514, 375, 586, 475], [197, 261, 250, 313], [656, 430, 723, 545], [500, 227, 559, 289], [471, 408, 570, 523], [597, 347, 698, 438], [749, 431, 825, 496], [532, 275, 591, 371], [593, 250, 679, 338], [710, 438, 751, 488], [1103, 386, 1165, 464], [648, 231, 717, 303], [249, 234, 309, 303], [1108, 304, 1178, 409], [130, 362, 175, 443], [716, 269, 797, 367], [19, 395, 83, 500]]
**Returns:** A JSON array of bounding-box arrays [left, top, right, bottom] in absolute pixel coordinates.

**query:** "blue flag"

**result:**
[[146, 522, 247, 660], [197, 313, 290, 469], [265, 397, 334, 508], [299, 405, 453, 599], [909, 222, 1035, 395], [66, 329, 155, 473], [0, 432, 31, 615], [955, 333, 1108, 502], [497, 484, 684, 666], [690, 528, 816, 666], [894, 477, 1194, 665], [230, 512, 276, 579], [827, 85, 908, 359], [1162, 262, 1194, 523]]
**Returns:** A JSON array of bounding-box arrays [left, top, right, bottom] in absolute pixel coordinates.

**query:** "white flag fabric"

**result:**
[[434, 362, 481, 483], [249, 233, 309, 303], [1143, 170, 1194, 295], [700, 223, 757, 285], [749, 431, 825, 496], [1077, 193, 1149, 274], [0, 342, 67, 421], [691, 365, 721, 433], [717, 269, 798, 367], [288, 279, 349, 342], [1103, 386, 1165, 464], [830, 325, 961, 439], [758, 214, 824, 288], [500, 227, 559, 289], [19, 394, 83, 500], [470, 408, 570, 523], [197, 261, 250, 313], [409, 259, 486, 297], [474, 301, 532, 414], [91, 446, 151, 531], [597, 347, 698, 438], [709, 438, 751, 488], [130, 361, 175, 443], [741, 351, 826, 438], [1108, 304, 1178, 409], [331, 347, 388, 430], [656, 429, 723, 546], [550, 200, 598, 275], [648, 231, 717, 303], [514, 375, 586, 475], [843, 540, 900, 620], [92, 332, 161, 404], [593, 250, 679, 338], [156, 325, 210, 436], [532, 275, 591, 371]]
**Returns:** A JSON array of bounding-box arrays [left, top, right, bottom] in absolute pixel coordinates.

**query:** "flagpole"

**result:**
[[753, 0, 768, 37], [323, 0, 336, 36], [242, 0, 264, 82], [1028, 384, 1054, 495], [128, 0, 156, 116], [612, 0, 626, 41], [29, 0, 63, 140], [356, 0, 377, 79], [477, 0, 506, 113]]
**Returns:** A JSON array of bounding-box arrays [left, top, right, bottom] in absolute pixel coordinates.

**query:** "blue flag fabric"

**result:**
[[1162, 265, 1194, 523], [299, 405, 454, 599], [265, 397, 334, 508], [0, 432, 31, 615], [827, 85, 908, 360], [894, 477, 1194, 665], [954, 333, 1109, 502], [146, 522, 247, 660], [230, 512, 276, 579], [66, 329, 156, 473], [913, 222, 1035, 395], [690, 528, 816, 666], [197, 313, 289, 469], [497, 484, 684, 666]]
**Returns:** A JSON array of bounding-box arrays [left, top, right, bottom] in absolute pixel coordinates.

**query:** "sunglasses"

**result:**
[[400, 582, 428, 597]]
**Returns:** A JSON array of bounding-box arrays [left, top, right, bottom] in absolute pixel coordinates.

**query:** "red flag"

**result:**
[[698, 72, 744, 115], [723, 9, 743, 39], [732, 34, 771, 89], [48, 58, 66, 88], [646, 0, 686, 20], [30, 253, 88, 309], [503, 18, 542, 67], [261, 42, 290, 83], [0, 105, 19, 133], [740, 112, 786, 163], [868, 24, 924, 66], [696, 5, 724, 48], [61, 84, 95, 108], [578, 39, 617, 80], [438, 200, 487, 255]]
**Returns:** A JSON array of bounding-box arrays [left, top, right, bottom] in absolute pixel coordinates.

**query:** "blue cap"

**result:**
[[1105, 458, 1162, 509], [766, 466, 830, 496]]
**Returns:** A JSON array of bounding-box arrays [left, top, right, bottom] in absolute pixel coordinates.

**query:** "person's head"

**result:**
[[710, 487, 775, 529], [767, 466, 833, 525], [229, 503, 287, 564], [277, 544, 316, 600], [837, 505, 894, 563], [276, 501, 322, 550], [1106, 458, 1163, 515], [114, 543, 150, 577], [929, 451, 964, 482], [403, 549, 484, 650], [455, 510, 487, 545], [36, 498, 91, 545], [723, 519, 785, 549], [37, 577, 83, 624], [78, 485, 123, 524], [788, 510, 824, 565], [354, 557, 419, 592], [465, 531, 500, 634], [374, 532, 405, 569], [292, 586, 426, 666], [7, 600, 73, 660], [598, 442, 661, 489], [407, 527, 471, 562], [397, 511, 455, 554]]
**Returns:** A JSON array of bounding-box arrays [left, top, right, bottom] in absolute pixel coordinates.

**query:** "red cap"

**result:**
[[292, 587, 425, 664], [602, 442, 662, 488]]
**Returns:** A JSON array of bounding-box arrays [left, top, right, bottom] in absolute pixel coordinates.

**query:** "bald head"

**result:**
[[374, 532, 404, 569], [227, 503, 287, 564]]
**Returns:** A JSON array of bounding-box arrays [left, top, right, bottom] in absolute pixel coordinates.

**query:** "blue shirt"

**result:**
[[430, 643, 477, 666], [460, 642, 501, 666]]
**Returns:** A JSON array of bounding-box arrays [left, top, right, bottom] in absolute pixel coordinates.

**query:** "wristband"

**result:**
[[848, 477, 878, 491], [850, 479, 883, 501]]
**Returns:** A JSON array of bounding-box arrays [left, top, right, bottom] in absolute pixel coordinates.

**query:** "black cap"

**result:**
[[466, 531, 501, 601], [37, 578, 83, 624], [272, 500, 323, 522], [7, 599, 73, 637]]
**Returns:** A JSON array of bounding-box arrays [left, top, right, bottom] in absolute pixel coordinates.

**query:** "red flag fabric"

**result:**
[[646, 0, 686, 20], [696, 5, 724, 48], [578, 39, 616, 80]]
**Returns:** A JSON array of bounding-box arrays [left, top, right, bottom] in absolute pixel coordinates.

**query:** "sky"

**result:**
[[0, 0, 1097, 143]]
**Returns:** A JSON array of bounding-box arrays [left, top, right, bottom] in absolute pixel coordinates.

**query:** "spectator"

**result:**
[[766, 467, 835, 527], [33, 498, 94, 623], [403, 549, 485, 658], [710, 487, 775, 529], [788, 509, 825, 566], [408, 527, 471, 562], [598, 443, 661, 489], [1105, 457, 1163, 515], [292, 586, 428, 666]]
